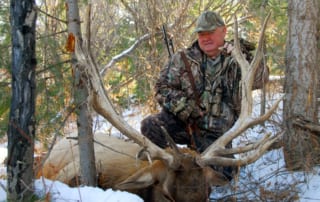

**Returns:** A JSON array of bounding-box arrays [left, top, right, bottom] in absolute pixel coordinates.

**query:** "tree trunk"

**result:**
[[317, 2, 320, 122], [7, 0, 37, 201], [283, 0, 320, 170], [66, 0, 96, 186], [259, 0, 268, 119]]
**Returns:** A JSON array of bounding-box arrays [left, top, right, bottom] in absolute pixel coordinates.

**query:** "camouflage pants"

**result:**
[[140, 109, 238, 181], [140, 109, 192, 149], [141, 109, 227, 151]]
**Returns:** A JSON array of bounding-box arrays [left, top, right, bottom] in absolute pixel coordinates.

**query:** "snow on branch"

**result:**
[[100, 33, 153, 76]]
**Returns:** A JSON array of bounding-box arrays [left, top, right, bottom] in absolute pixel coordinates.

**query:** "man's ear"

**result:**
[[222, 26, 227, 37]]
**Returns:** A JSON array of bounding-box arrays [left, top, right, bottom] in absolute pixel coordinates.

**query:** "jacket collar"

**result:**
[[185, 40, 204, 64]]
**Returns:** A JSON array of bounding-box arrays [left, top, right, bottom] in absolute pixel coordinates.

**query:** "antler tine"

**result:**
[[197, 13, 283, 167], [74, 39, 175, 167], [161, 126, 182, 155], [251, 12, 271, 73], [199, 132, 282, 167]]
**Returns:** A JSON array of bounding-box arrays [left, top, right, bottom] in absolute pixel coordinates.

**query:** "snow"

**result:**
[[0, 178, 143, 202], [33, 178, 142, 202], [0, 111, 146, 202], [1, 92, 320, 201]]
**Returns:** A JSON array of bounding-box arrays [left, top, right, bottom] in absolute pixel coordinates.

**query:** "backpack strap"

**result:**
[[180, 52, 202, 146]]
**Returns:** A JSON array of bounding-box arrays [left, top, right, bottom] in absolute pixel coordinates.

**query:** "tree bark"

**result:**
[[66, 0, 96, 186], [317, 2, 320, 123], [7, 0, 37, 201], [283, 0, 320, 170], [259, 0, 268, 119]]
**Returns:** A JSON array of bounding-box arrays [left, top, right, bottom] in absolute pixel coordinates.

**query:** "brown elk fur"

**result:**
[[37, 133, 228, 202]]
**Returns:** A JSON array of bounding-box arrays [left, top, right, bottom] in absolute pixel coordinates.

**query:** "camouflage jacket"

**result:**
[[155, 40, 268, 134]]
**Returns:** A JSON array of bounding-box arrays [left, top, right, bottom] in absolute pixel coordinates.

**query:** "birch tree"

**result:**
[[7, 0, 37, 200]]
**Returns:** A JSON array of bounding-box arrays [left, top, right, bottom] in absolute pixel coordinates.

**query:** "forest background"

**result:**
[[0, 0, 287, 142], [1, 0, 320, 201]]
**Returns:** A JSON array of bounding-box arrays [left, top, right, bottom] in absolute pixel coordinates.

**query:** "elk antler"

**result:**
[[197, 12, 283, 167], [74, 39, 178, 168]]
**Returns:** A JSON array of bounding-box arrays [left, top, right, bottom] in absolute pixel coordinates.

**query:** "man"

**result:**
[[141, 11, 268, 180]]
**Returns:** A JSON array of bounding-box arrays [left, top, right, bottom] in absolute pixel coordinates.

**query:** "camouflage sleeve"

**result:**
[[224, 58, 242, 117], [155, 53, 200, 123]]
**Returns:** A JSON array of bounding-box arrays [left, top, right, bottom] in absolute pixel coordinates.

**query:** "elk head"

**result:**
[[113, 128, 229, 202], [72, 12, 282, 202]]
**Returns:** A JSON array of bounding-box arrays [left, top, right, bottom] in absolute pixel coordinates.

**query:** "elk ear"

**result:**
[[116, 161, 167, 190], [116, 166, 155, 190], [204, 167, 229, 186]]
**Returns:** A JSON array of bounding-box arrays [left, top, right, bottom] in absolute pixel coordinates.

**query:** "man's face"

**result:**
[[197, 26, 227, 58]]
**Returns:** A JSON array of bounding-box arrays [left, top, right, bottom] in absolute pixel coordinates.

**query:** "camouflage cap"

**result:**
[[195, 11, 225, 32]]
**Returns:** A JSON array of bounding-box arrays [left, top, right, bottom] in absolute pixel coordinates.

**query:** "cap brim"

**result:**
[[194, 26, 217, 33]]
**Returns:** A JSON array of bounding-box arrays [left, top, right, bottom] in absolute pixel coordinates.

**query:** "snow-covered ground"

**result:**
[[0, 178, 143, 202], [0, 91, 320, 201]]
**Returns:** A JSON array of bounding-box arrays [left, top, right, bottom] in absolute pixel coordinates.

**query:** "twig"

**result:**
[[37, 7, 67, 24], [0, 181, 6, 193], [34, 103, 76, 174], [293, 116, 320, 135], [93, 139, 136, 159], [99, 33, 154, 76]]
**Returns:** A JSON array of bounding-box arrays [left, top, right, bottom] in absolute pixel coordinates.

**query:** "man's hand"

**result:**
[[224, 42, 234, 54]]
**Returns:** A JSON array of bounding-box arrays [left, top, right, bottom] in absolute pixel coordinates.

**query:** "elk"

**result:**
[[37, 13, 282, 202]]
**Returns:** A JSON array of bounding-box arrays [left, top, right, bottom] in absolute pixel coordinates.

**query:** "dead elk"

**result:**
[[38, 12, 283, 202], [37, 133, 228, 202]]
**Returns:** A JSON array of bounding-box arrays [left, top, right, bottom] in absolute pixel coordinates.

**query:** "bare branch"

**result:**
[[37, 7, 67, 24], [93, 139, 136, 159], [100, 33, 154, 76], [34, 104, 76, 174], [293, 116, 320, 134], [225, 15, 254, 27]]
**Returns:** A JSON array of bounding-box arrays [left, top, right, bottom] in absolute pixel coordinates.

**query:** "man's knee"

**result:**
[[140, 110, 191, 148], [140, 114, 167, 148], [141, 115, 162, 136]]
